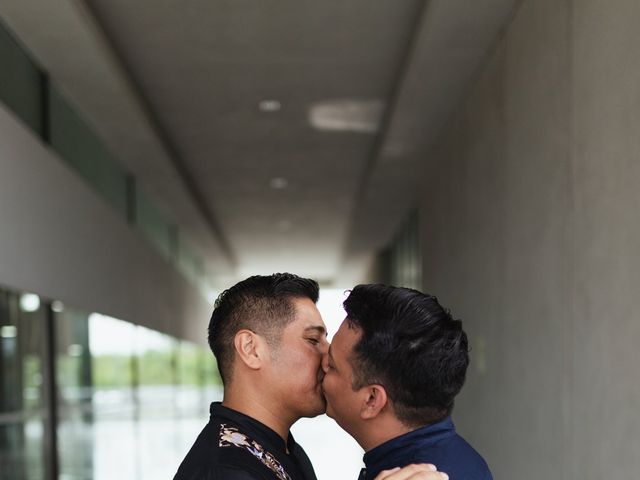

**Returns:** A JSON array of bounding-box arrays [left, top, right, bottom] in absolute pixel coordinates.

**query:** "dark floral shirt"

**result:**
[[174, 402, 317, 480]]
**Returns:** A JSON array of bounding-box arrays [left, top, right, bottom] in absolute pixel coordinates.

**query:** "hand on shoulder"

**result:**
[[374, 464, 449, 480]]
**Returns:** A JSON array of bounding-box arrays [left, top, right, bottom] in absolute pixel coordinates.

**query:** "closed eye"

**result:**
[[306, 338, 320, 345]]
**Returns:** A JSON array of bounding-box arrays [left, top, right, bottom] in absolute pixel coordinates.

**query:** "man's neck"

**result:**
[[358, 417, 415, 452], [222, 389, 294, 446]]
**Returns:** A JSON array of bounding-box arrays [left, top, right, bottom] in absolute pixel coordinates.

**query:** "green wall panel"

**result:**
[[135, 189, 174, 260], [49, 85, 128, 217], [177, 241, 204, 287], [0, 22, 42, 135], [0, 20, 209, 294]]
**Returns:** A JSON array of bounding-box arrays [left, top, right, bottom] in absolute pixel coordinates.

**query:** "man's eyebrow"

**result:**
[[304, 325, 327, 337]]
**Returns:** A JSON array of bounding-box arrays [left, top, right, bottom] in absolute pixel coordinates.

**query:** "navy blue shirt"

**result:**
[[361, 417, 492, 480]]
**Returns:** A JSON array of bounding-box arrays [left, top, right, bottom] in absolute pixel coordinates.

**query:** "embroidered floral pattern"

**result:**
[[219, 424, 292, 480]]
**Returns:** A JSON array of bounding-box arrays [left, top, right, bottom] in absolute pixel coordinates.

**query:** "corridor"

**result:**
[[1, 0, 639, 478]]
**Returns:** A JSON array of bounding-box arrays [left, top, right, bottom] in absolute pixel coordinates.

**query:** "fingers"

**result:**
[[373, 464, 449, 480]]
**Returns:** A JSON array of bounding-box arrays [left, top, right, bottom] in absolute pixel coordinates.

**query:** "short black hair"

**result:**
[[343, 284, 469, 427], [208, 273, 319, 384]]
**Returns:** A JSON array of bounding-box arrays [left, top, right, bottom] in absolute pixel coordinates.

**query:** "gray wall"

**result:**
[[418, 0, 640, 478], [0, 103, 211, 346]]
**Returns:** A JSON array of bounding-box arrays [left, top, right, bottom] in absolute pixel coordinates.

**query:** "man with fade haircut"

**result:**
[[174, 273, 448, 480], [322, 284, 493, 480]]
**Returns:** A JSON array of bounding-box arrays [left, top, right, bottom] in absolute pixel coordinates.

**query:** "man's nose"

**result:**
[[321, 347, 330, 374], [319, 337, 329, 354]]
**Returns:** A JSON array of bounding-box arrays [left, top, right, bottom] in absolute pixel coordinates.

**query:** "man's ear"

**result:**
[[360, 384, 388, 420], [233, 329, 267, 370]]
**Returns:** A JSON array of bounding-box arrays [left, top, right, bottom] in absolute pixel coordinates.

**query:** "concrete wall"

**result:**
[[418, 0, 640, 478], [0, 103, 211, 346]]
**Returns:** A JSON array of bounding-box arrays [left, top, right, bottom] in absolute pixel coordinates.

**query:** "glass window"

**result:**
[[176, 341, 205, 416], [135, 326, 176, 415], [201, 349, 222, 401], [0, 288, 46, 480], [1, 285, 219, 480], [134, 326, 179, 478], [87, 313, 138, 480], [55, 305, 95, 480]]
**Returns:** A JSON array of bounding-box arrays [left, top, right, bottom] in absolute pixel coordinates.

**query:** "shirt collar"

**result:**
[[363, 416, 456, 475], [210, 402, 296, 454]]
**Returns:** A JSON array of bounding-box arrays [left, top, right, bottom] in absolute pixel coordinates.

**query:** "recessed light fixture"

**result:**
[[259, 99, 281, 112], [19, 293, 40, 313], [0, 326, 17, 339], [308, 99, 384, 133], [52, 300, 64, 313], [270, 177, 288, 189]]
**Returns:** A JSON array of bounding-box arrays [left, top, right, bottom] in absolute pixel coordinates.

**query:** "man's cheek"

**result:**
[[324, 380, 335, 400]]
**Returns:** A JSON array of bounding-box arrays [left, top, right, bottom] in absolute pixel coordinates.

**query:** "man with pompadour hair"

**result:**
[[322, 284, 492, 480], [208, 273, 321, 385], [174, 274, 448, 480]]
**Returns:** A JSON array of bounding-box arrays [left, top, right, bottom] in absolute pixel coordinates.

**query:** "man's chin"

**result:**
[[322, 399, 335, 419], [315, 396, 328, 416], [302, 407, 326, 419], [301, 395, 327, 419], [318, 390, 334, 418]]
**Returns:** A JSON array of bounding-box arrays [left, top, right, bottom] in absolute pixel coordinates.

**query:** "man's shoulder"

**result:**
[[174, 417, 304, 480], [174, 419, 264, 478], [412, 431, 493, 479]]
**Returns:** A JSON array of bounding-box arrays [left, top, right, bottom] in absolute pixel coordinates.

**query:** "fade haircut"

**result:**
[[208, 273, 319, 384], [343, 284, 469, 427]]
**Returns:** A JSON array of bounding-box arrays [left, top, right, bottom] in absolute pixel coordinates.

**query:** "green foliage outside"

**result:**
[[202, 351, 222, 386], [91, 354, 134, 388], [91, 348, 221, 389], [22, 355, 42, 409], [57, 356, 84, 388], [136, 349, 174, 386]]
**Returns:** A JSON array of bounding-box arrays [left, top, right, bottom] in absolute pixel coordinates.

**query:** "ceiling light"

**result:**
[[270, 177, 288, 189], [52, 301, 64, 313], [259, 100, 281, 112], [308, 99, 384, 133], [1, 326, 17, 339], [19, 293, 40, 313]]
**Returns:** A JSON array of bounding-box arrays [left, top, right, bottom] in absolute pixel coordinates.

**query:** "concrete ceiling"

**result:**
[[0, 0, 521, 288]]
